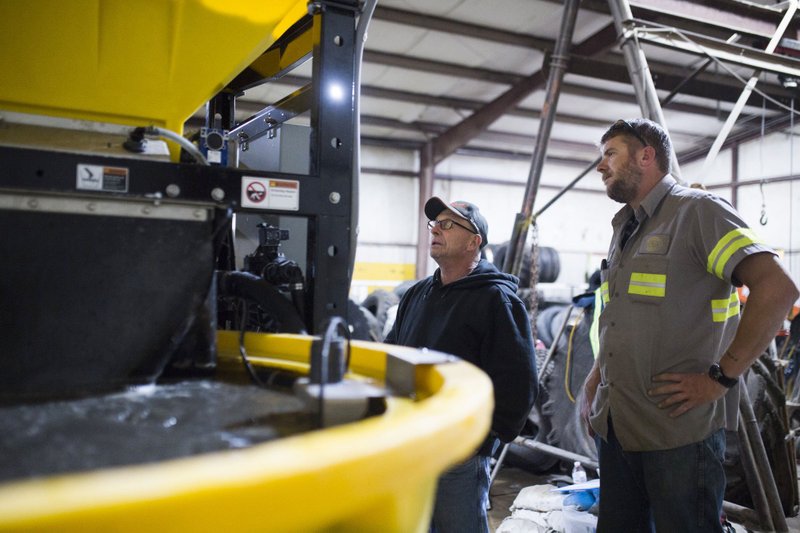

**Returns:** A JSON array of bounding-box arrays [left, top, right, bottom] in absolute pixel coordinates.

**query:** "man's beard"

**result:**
[[605, 158, 642, 204]]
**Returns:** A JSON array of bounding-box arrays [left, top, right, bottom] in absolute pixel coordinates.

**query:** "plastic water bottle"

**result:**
[[571, 461, 587, 484]]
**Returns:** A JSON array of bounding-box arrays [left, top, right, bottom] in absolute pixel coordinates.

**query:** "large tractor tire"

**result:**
[[491, 242, 560, 286], [507, 304, 597, 473]]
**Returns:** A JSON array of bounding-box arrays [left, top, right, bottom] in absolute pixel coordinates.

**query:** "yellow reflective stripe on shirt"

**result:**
[[590, 288, 602, 359], [706, 228, 760, 279], [711, 291, 740, 322], [600, 281, 610, 305], [628, 272, 666, 297]]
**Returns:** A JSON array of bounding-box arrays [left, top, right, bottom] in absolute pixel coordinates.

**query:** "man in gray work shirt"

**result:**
[[581, 118, 799, 532]]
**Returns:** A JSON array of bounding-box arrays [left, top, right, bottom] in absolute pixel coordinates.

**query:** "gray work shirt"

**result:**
[[589, 175, 775, 451]]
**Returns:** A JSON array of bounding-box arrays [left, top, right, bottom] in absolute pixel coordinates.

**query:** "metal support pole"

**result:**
[[525, 33, 745, 218], [514, 436, 599, 472], [740, 383, 789, 531], [736, 409, 776, 531], [524, 36, 735, 220], [503, 0, 580, 277], [488, 442, 511, 491], [722, 500, 762, 531], [415, 142, 435, 280], [606, 0, 681, 181]]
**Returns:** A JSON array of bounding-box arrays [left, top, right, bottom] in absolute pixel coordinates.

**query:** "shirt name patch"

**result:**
[[640, 234, 670, 255]]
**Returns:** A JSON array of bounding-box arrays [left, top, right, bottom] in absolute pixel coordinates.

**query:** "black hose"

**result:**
[[218, 271, 307, 334]]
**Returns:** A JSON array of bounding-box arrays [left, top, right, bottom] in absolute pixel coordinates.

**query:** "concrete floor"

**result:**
[[487, 464, 800, 532], [488, 465, 561, 531], [488, 465, 539, 530]]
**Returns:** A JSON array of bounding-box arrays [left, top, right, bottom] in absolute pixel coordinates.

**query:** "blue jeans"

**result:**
[[596, 418, 726, 532], [430, 454, 491, 533]]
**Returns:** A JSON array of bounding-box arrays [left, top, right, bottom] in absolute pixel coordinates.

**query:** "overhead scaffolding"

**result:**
[[607, 0, 682, 181]]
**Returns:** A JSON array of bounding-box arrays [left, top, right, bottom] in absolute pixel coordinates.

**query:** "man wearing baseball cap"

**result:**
[[385, 197, 538, 533]]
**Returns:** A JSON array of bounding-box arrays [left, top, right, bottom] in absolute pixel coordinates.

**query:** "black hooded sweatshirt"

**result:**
[[384, 259, 538, 444]]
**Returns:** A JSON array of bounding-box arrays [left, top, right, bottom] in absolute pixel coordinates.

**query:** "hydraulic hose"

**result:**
[[146, 126, 209, 165], [218, 271, 307, 334]]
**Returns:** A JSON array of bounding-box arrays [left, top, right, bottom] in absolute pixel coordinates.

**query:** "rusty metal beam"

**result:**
[[429, 21, 619, 167], [430, 70, 547, 165]]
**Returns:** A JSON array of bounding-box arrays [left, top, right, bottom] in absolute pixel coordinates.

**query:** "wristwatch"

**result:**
[[708, 363, 738, 388]]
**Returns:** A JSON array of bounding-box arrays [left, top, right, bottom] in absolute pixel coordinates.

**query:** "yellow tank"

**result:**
[[0, 332, 493, 532], [0, 0, 306, 135]]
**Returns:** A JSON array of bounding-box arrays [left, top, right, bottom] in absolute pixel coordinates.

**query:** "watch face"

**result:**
[[709, 363, 736, 388]]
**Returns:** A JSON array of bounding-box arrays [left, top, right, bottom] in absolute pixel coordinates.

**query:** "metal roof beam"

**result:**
[[363, 50, 522, 85], [559, 83, 720, 117], [564, 0, 800, 41], [678, 113, 792, 164], [275, 74, 652, 125], [630, 22, 800, 78], [231, 75, 721, 135], [429, 21, 620, 165], [568, 54, 790, 110], [629, 0, 800, 38], [360, 115, 597, 154], [359, 28, 738, 128], [376, 2, 800, 50], [373, 6, 553, 49]]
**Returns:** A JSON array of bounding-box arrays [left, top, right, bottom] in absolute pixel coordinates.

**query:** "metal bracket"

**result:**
[[385, 347, 457, 398]]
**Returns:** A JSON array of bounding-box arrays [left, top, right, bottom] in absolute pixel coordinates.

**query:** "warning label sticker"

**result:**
[[76, 164, 129, 192], [241, 177, 299, 211]]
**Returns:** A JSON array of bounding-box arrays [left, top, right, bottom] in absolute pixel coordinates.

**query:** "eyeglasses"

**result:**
[[612, 119, 648, 147], [427, 218, 478, 234]]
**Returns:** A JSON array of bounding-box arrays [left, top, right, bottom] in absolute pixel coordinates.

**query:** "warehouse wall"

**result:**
[[353, 133, 800, 311], [352, 145, 616, 302]]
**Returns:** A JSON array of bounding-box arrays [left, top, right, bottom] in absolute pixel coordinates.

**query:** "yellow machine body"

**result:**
[[0, 0, 306, 135], [0, 332, 493, 532]]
